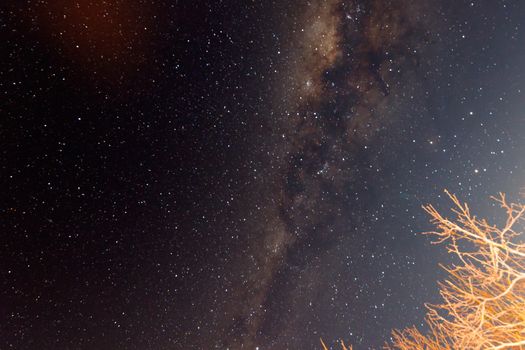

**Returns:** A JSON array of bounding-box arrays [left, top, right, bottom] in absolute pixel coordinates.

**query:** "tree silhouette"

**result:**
[[324, 190, 525, 349]]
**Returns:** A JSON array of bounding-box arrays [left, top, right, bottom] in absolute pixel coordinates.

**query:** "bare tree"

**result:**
[[324, 190, 525, 349]]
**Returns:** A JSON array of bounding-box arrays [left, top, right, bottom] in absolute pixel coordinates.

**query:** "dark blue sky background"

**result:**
[[2, 0, 524, 348]]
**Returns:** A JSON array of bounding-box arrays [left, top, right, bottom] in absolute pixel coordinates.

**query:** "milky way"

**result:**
[[210, 1, 447, 347], [3, 0, 525, 349]]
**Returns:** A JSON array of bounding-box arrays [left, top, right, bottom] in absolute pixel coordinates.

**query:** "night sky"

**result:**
[[2, 1, 525, 349]]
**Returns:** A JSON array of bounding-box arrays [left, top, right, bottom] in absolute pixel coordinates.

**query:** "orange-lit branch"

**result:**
[[321, 337, 352, 350]]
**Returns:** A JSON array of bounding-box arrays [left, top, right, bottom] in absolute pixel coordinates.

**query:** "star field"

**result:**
[[2, 1, 525, 349]]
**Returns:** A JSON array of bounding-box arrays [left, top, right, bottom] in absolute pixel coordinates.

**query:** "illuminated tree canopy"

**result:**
[[324, 191, 525, 349]]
